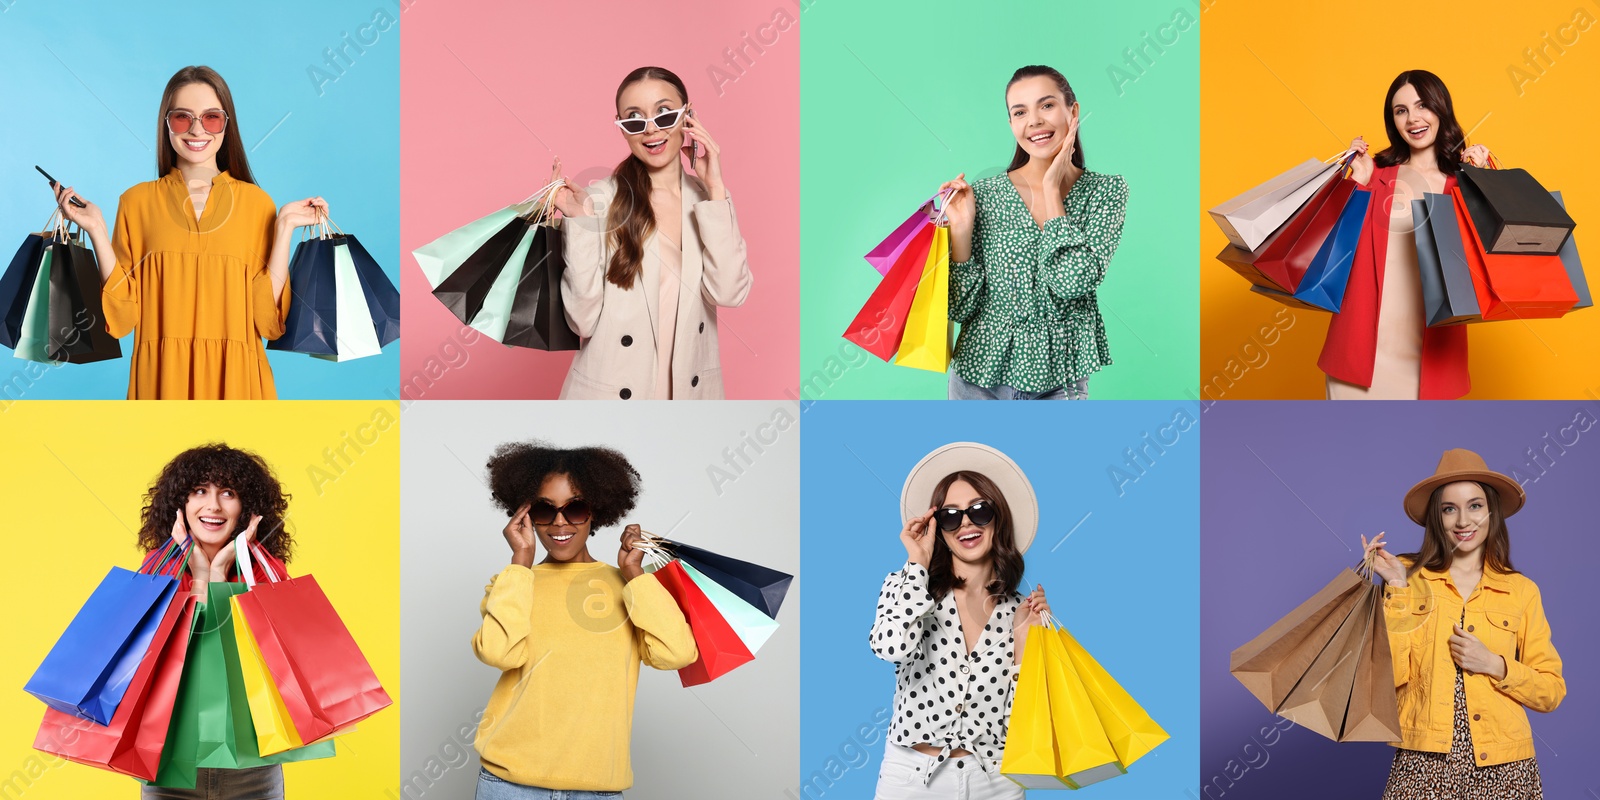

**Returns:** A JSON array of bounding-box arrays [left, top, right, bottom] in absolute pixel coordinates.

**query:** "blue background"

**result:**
[[800, 401, 1200, 799], [0, 0, 399, 399]]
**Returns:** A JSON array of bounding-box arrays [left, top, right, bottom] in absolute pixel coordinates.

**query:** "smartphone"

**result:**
[[36, 165, 87, 208], [685, 108, 701, 160]]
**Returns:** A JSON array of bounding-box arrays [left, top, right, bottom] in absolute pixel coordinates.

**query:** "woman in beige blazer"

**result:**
[[551, 66, 753, 400]]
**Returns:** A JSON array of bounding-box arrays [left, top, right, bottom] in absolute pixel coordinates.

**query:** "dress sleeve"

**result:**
[[1033, 175, 1128, 303], [1492, 583, 1565, 713], [869, 561, 936, 664], [101, 194, 140, 339], [948, 191, 987, 325], [471, 565, 534, 671], [253, 206, 290, 340], [692, 197, 753, 308], [624, 572, 699, 670], [560, 187, 610, 338]]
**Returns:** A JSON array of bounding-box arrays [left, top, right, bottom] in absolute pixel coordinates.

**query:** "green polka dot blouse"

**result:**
[[949, 170, 1129, 392]]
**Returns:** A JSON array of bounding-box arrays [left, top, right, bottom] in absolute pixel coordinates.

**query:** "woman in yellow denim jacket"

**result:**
[[1363, 449, 1564, 799]]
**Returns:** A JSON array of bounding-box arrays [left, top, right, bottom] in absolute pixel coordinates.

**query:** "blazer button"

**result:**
[[1467, 624, 1474, 632], [699, 321, 705, 333], [691, 375, 699, 387], [619, 388, 632, 400], [621, 335, 633, 347]]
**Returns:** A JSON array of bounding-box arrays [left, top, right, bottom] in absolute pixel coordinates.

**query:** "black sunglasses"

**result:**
[[530, 498, 592, 526], [935, 500, 996, 532]]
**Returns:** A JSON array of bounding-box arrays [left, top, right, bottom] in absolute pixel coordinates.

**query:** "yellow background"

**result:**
[[1201, 0, 1600, 399], [0, 401, 399, 798]]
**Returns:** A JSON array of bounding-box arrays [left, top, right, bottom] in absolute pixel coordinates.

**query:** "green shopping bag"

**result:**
[[13, 245, 56, 364], [146, 583, 335, 788]]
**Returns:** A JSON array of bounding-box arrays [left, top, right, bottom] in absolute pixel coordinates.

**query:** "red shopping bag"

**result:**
[[653, 560, 755, 687], [842, 222, 936, 360], [1251, 176, 1356, 291], [34, 593, 198, 781], [233, 542, 391, 743], [1451, 186, 1578, 320]]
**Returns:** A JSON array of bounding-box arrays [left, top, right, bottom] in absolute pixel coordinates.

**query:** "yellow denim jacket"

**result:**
[[1383, 561, 1565, 765]]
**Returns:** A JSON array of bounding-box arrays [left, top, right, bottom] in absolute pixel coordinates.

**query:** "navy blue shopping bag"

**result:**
[[342, 234, 400, 347], [0, 233, 47, 349], [665, 539, 794, 620], [25, 541, 190, 724], [268, 237, 339, 355]]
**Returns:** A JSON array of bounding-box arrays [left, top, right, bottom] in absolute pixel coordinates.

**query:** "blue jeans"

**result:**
[[948, 371, 1088, 400], [475, 767, 624, 799]]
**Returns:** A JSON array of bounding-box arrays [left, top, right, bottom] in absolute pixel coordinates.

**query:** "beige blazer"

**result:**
[[558, 171, 753, 400]]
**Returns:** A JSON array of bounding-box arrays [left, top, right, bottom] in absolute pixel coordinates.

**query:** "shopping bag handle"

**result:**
[[926, 187, 957, 227], [633, 528, 676, 573], [235, 533, 282, 587], [140, 536, 195, 577]]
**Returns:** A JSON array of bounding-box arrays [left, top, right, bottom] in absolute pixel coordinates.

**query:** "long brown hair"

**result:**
[[157, 66, 256, 184], [1372, 70, 1465, 175], [927, 470, 1025, 602], [1402, 481, 1517, 577], [136, 444, 293, 564], [606, 66, 688, 290], [1005, 65, 1086, 173]]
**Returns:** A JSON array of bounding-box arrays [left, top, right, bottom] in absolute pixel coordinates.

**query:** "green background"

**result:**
[[799, 0, 1200, 399]]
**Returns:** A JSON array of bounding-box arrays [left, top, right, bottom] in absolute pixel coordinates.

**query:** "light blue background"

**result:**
[[800, 401, 1200, 799], [0, 0, 399, 399]]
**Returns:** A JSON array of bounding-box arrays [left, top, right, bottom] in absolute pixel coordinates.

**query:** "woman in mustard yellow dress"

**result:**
[[52, 66, 326, 399]]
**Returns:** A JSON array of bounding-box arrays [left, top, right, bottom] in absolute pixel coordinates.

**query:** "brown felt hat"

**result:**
[[1403, 448, 1524, 525]]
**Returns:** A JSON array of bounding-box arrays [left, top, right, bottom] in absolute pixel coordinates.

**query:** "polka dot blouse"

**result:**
[[870, 561, 1024, 785], [949, 170, 1129, 393]]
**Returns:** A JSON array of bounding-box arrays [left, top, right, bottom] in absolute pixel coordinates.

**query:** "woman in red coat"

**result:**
[[1318, 70, 1492, 400]]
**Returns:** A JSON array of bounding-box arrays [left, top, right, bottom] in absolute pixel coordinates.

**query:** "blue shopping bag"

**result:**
[[343, 235, 400, 347], [268, 237, 339, 356], [25, 541, 191, 724], [664, 539, 794, 620], [1294, 188, 1373, 312], [0, 233, 47, 348]]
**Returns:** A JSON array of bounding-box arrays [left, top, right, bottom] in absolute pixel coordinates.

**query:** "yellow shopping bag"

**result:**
[[1039, 629, 1125, 789], [1000, 628, 1069, 788], [892, 225, 951, 372], [231, 594, 305, 756], [1055, 625, 1169, 768]]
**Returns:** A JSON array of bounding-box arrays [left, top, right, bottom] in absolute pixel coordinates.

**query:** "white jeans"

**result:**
[[873, 744, 1024, 800]]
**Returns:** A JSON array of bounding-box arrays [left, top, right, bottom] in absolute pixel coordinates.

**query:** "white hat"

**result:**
[[900, 442, 1038, 553]]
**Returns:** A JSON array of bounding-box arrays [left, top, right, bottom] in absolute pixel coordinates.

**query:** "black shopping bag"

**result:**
[[502, 223, 579, 351], [431, 217, 528, 326], [1456, 164, 1575, 255]]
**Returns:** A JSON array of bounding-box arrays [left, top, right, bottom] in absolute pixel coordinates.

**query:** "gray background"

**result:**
[[399, 401, 800, 799]]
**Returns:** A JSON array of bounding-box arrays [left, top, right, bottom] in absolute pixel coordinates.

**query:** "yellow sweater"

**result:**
[[472, 562, 696, 790]]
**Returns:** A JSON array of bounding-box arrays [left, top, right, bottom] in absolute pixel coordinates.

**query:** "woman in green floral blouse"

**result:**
[[941, 65, 1129, 400]]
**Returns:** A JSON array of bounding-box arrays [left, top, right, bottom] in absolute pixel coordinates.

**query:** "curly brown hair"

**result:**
[[486, 441, 641, 532], [136, 444, 294, 563]]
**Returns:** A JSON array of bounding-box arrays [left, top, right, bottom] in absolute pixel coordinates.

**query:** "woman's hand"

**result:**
[[1012, 584, 1051, 664], [205, 514, 261, 583], [276, 197, 329, 235], [681, 111, 726, 201], [52, 184, 108, 237], [1361, 532, 1408, 586], [1042, 115, 1083, 197], [504, 501, 537, 568], [1461, 144, 1493, 168], [618, 524, 647, 582], [548, 158, 593, 218], [939, 173, 975, 234], [900, 507, 936, 570], [1349, 136, 1375, 187], [1450, 623, 1508, 679]]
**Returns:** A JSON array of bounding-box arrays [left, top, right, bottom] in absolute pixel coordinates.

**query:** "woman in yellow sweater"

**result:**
[[52, 65, 326, 399], [472, 442, 697, 798], [1362, 449, 1564, 799]]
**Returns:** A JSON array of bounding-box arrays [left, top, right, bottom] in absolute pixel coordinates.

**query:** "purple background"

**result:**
[[1201, 400, 1599, 799]]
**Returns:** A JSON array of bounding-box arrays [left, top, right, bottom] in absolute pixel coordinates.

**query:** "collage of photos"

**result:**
[[0, 0, 1592, 798]]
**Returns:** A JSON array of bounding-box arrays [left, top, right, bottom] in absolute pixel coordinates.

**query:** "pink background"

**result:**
[[400, 0, 799, 399]]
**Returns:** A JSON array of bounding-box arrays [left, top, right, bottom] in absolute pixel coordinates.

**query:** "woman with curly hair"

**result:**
[[137, 443, 294, 799], [471, 441, 696, 799]]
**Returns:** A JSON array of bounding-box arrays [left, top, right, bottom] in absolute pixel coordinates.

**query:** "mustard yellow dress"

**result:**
[[102, 169, 291, 399]]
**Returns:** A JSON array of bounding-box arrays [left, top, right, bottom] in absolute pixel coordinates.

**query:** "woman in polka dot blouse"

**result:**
[[940, 65, 1129, 400], [870, 443, 1051, 799]]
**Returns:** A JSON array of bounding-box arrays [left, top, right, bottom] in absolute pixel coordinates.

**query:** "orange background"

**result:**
[[1201, 0, 1600, 399]]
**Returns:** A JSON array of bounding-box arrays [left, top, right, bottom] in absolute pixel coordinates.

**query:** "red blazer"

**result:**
[[1317, 165, 1470, 399]]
